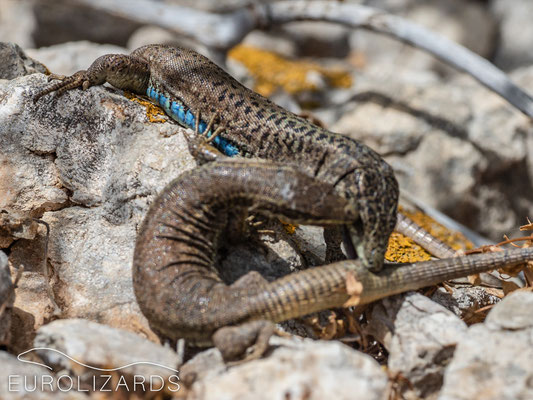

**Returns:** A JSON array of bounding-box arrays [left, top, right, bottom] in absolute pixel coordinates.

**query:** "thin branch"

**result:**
[[71, 0, 263, 49], [265, 1, 533, 118], [70, 0, 533, 118]]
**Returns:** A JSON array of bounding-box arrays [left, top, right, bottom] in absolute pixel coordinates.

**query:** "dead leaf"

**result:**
[[501, 280, 521, 295]]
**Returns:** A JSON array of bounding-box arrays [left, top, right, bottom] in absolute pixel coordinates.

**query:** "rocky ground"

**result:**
[[0, 0, 533, 399]]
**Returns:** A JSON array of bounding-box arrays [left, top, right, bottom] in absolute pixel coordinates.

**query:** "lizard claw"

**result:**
[[183, 128, 225, 164], [46, 73, 66, 82]]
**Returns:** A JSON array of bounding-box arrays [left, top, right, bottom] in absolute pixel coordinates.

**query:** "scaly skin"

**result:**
[[34, 44, 399, 270], [33, 45, 531, 361], [132, 158, 533, 359]]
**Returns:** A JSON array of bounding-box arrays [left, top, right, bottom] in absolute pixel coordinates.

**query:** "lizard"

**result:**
[[32, 44, 529, 361], [32, 44, 455, 269], [130, 155, 533, 361]]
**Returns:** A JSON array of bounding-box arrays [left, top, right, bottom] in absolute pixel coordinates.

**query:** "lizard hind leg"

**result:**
[[213, 273, 274, 363], [212, 320, 276, 364], [183, 128, 225, 164]]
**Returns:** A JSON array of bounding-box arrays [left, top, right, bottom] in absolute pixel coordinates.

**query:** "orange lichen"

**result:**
[[280, 220, 297, 235], [385, 207, 474, 263], [124, 91, 167, 123], [228, 44, 353, 97]]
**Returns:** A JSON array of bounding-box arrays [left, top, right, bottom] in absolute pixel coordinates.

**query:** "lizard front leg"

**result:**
[[33, 53, 151, 101]]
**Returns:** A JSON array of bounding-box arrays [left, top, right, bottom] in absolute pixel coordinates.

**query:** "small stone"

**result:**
[[367, 293, 467, 398], [35, 319, 181, 381], [0, 251, 13, 347], [188, 336, 388, 400], [485, 291, 533, 330], [439, 292, 533, 400]]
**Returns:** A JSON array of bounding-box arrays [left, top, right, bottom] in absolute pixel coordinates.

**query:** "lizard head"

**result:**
[[344, 164, 399, 272]]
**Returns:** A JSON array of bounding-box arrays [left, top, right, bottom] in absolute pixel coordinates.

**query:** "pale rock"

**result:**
[[188, 336, 388, 400], [367, 293, 467, 398], [439, 292, 533, 400]]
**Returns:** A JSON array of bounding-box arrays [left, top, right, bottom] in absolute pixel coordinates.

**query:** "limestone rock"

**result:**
[[0, 251, 13, 347], [35, 319, 181, 381], [439, 292, 533, 400], [367, 293, 467, 398], [187, 337, 388, 400]]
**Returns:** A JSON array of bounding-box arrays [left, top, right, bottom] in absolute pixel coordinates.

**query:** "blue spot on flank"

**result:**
[[177, 107, 186, 124], [147, 87, 240, 157], [198, 120, 207, 133], [170, 101, 181, 118], [215, 136, 239, 156], [147, 87, 159, 102], [185, 109, 196, 130], [159, 94, 170, 110]]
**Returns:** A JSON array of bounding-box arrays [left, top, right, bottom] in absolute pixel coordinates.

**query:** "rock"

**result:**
[[9, 264, 57, 353], [0, 350, 52, 399], [484, 290, 533, 330], [0, 42, 47, 80], [127, 26, 182, 50], [180, 348, 226, 388], [0, 45, 193, 339], [491, 0, 533, 70], [35, 319, 181, 383], [508, 67, 533, 198], [0, 210, 41, 250], [279, 21, 351, 58], [349, 0, 496, 76], [0, 349, 100, 399], [0, 0, 36, 49], [331, 66, 533, 241], [32, 0, 141, 48], [439, 291, 533, 400], [367, 293, 467, 398], [0, 251, 13, 347], [241, 30, 298, 59], [25, 41, 126, 76], [187, 336, 388, 400], [127, 26, 211, 58]]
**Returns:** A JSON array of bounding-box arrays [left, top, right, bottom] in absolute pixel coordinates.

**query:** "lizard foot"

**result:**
[[212, 320, 275, 364], [33, 70, 92, 102], [184, 110, 226, 164]]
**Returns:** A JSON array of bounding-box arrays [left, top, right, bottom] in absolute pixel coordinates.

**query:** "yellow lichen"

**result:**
[[385, 232, 432, 263], [228, 45, 353, 97], [385, 207, 473, 263], [401, 207, 474, 252], [124, 91, 167, 123]]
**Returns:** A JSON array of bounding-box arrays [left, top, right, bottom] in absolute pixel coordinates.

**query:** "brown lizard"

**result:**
[[33, 45, 530, 361]]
